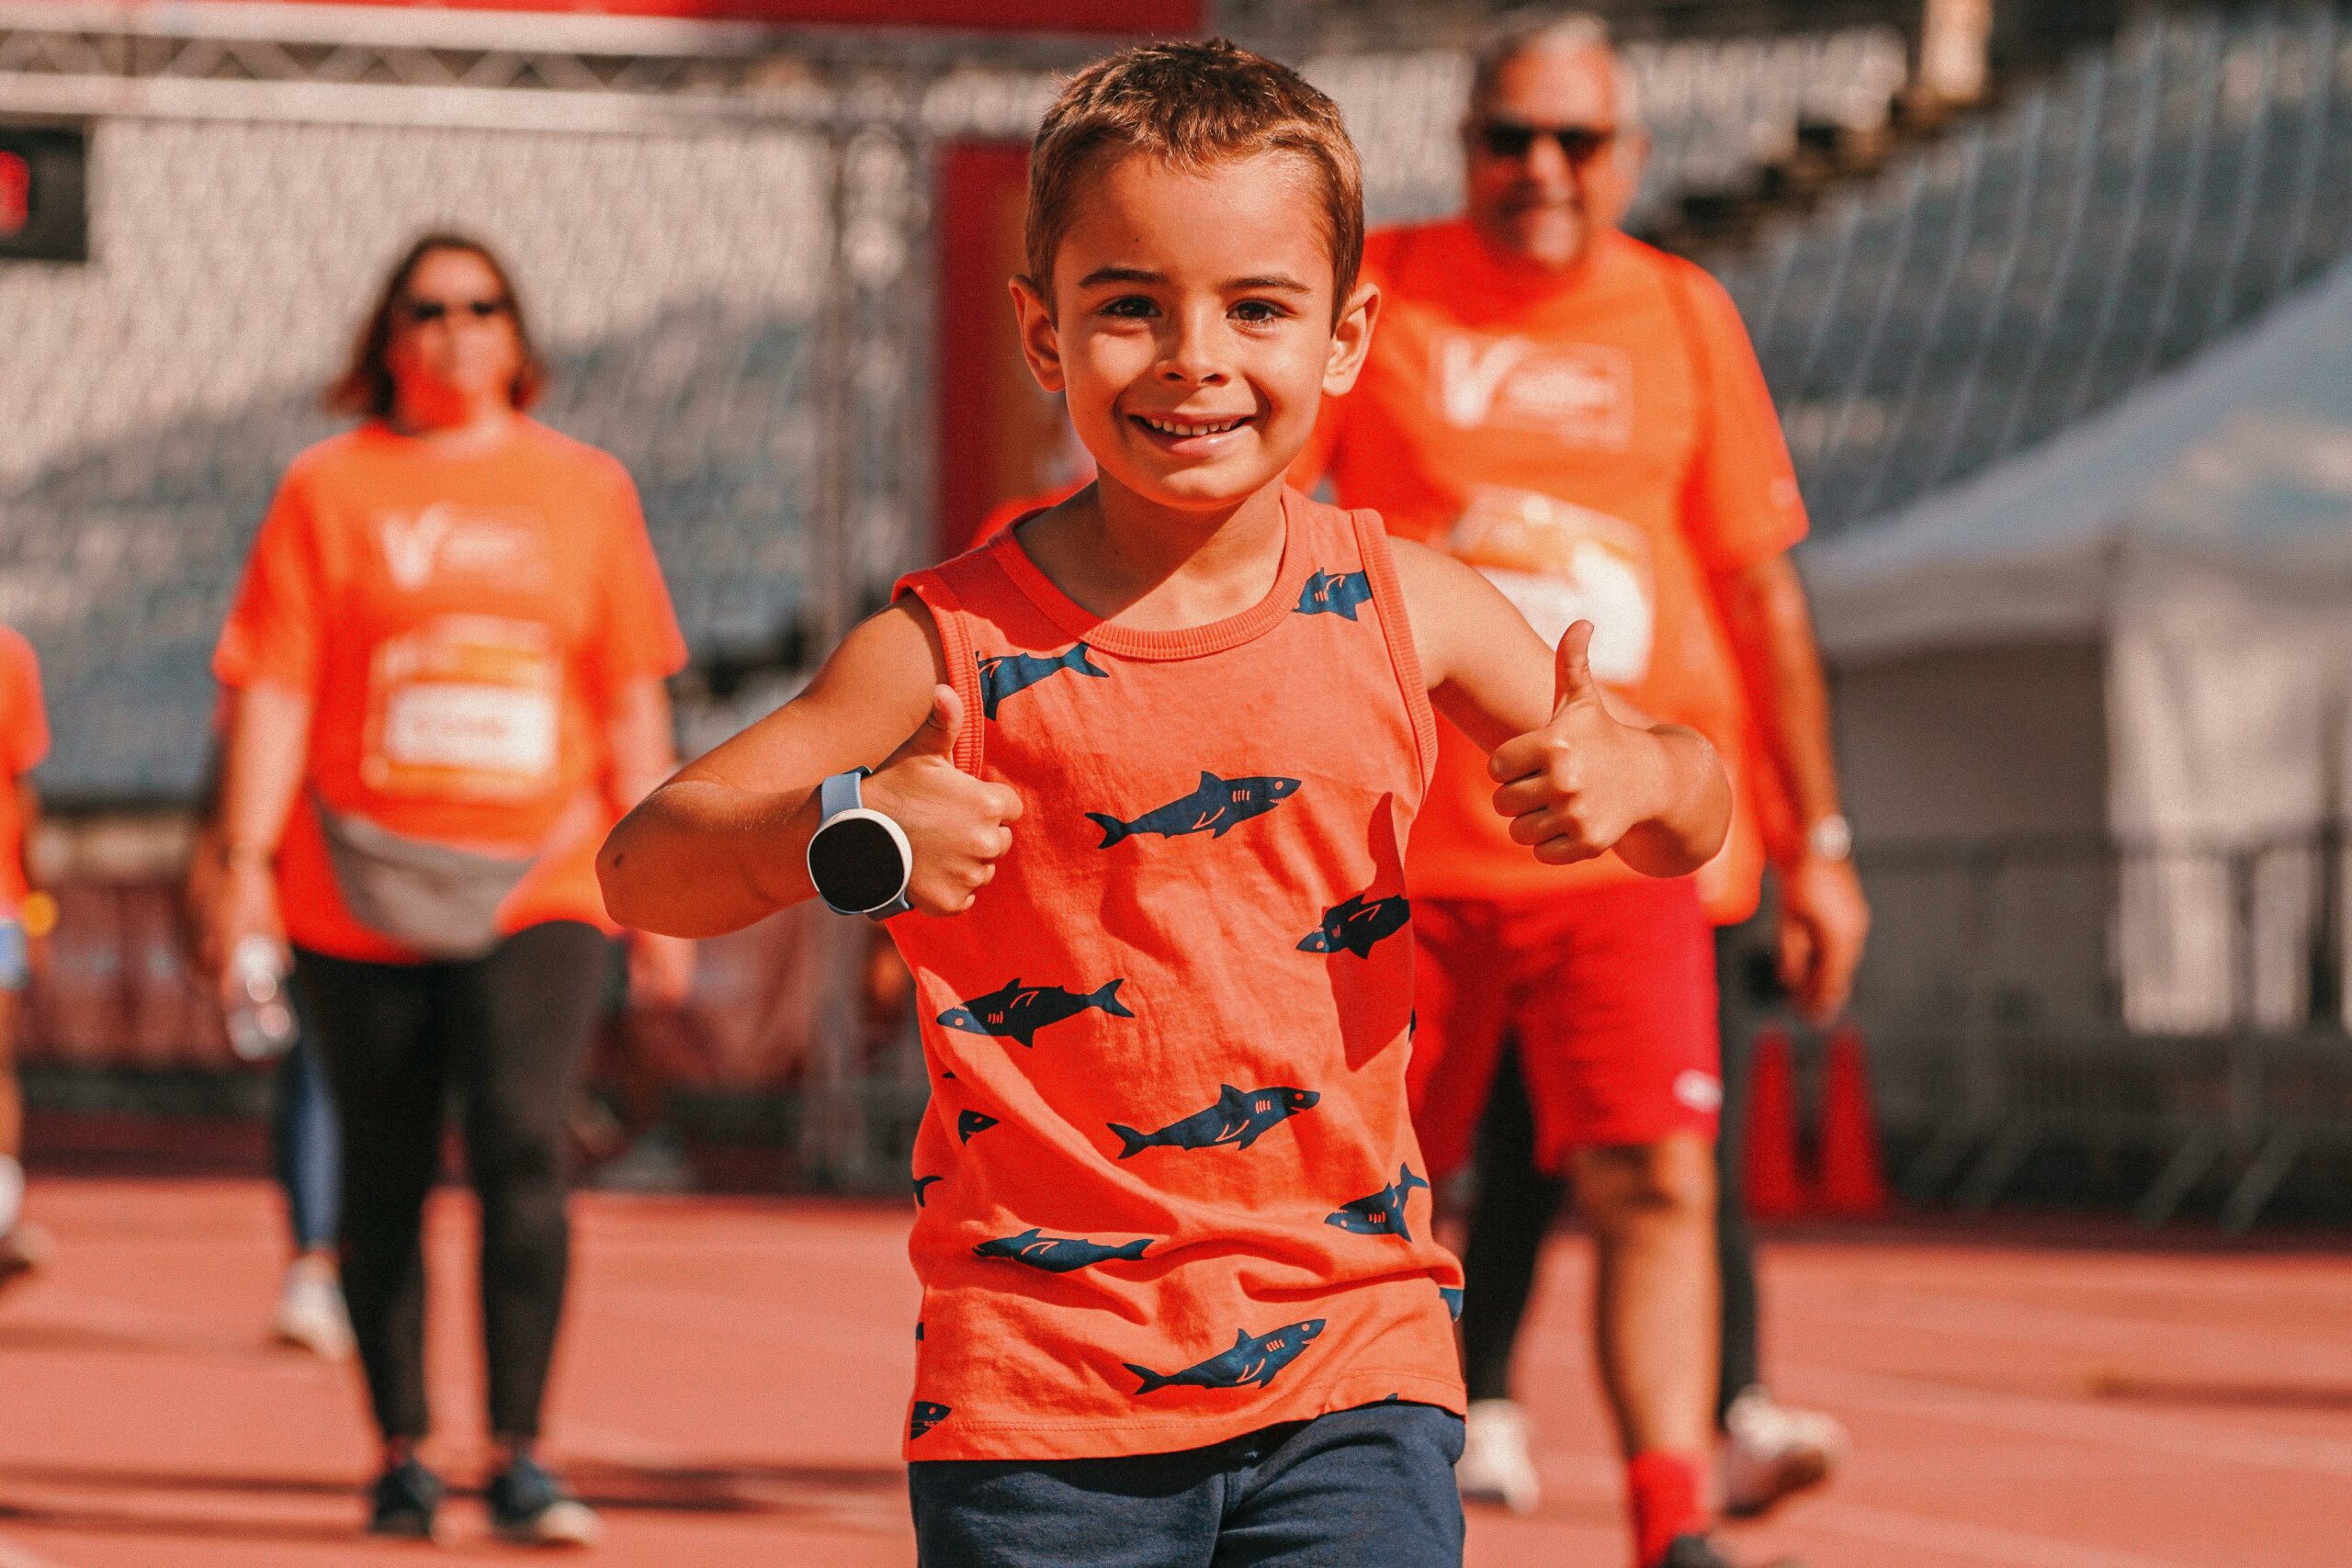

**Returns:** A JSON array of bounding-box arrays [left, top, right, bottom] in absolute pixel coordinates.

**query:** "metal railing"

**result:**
[[1852, 826, 2352, 1229]]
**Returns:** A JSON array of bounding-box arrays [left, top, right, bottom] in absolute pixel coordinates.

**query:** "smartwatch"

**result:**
[[807, 768, 914, 919]]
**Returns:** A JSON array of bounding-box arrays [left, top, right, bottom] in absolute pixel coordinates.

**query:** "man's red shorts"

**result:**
[[1408, 875, 1720, 1179]]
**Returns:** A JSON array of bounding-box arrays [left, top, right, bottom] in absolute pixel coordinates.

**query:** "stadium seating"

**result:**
[[1724, 3, 2352, 537], [1306, 25, 1910, 229]]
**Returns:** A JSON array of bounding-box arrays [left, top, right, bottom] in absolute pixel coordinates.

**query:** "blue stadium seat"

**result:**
[[1732, 3, 2352, 538]]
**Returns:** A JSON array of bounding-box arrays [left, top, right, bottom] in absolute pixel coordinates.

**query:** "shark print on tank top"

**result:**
[[887, 488, 1465, 1461]]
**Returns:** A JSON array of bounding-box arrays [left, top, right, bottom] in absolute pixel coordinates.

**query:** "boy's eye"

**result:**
[[1231, 299, 1288, 324], [1101, 295, 1159, 319]]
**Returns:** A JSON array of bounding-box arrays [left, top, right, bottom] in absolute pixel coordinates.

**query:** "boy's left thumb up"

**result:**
[[1552, 621, 1600, 716]]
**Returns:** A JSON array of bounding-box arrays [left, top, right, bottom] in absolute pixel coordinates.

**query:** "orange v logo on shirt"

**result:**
[[1431, 332, 1535, 428], [1427, 327, 1634, 448], [379, 505, 457, 591], [378, 504, 550, 594]]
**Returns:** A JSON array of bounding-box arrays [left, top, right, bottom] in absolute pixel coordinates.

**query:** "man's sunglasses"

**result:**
[[403, 297, 510, 324], [1476, 120, 1617, 164]]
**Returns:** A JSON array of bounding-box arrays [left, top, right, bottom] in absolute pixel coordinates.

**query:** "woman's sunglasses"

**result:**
[[402, 297, 510, 324], [1476, 120, 1617, 165]]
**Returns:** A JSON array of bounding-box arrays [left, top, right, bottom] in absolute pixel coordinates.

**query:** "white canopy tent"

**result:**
[[1804, 262, 2352, 1032]]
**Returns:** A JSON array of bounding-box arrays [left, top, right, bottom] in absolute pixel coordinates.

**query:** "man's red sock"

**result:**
[[1626, 1449, 1706, 1567]]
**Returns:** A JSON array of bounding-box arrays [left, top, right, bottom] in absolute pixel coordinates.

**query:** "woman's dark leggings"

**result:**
[[293, 921, 608, 1443]]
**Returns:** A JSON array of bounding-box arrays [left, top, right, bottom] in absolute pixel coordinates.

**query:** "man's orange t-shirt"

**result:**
[[888, 491, 1464, 1461], [1298, 222, 1806, 922], [0, 626, 49, 915], [214, 421, 687, 962]]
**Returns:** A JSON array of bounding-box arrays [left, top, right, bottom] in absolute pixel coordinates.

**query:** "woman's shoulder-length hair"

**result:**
[[326, 231, 547, 421]]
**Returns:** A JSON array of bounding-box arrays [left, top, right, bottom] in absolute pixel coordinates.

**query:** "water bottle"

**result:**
[[225, 934, 298, 1062]]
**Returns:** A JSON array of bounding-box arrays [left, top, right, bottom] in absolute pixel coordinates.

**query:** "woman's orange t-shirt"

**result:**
[[889, 489, 1466, 1461], [213, 420, 687, 962]]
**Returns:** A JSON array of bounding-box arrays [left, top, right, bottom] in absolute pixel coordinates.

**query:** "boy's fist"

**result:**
[[1487, 621, 1656, 864], [864, 684, 1023, 915]]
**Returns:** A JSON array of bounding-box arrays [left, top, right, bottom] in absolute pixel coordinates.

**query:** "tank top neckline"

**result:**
[[986, 487, 1318, 662]]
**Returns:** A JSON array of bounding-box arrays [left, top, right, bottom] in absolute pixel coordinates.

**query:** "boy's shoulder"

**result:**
[[899, 526, 1019, 607]]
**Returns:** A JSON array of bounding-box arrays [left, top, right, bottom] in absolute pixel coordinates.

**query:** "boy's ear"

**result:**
[[1322, 280, 1381, 398], [1009, 275, 1067, 395]]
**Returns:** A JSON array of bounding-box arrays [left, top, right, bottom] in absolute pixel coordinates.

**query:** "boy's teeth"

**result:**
[[1143, 415, 1243, 436]]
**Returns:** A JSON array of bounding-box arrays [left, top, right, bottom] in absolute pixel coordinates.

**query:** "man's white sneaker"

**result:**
[[273, 1258, 356, 1360], [1719, 1385, 1844, 1518], [1456, 1397, 1541, 1514]]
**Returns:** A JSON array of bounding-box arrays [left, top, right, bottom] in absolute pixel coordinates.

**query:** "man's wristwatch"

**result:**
[[806, 768, 914, 919], [1804, 813, 1854, 863]]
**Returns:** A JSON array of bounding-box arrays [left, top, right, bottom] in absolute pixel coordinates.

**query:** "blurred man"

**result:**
[[1297, 14, 1868, 1566], [0, 621, 50, 1292]]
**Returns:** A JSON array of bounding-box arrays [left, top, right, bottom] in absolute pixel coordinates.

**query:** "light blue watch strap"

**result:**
[[814, 767, 913, 920], [819, 767, 866, 821]]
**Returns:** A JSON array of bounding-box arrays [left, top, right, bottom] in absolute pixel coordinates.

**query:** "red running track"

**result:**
[[2, 1179, 2348, 1567]]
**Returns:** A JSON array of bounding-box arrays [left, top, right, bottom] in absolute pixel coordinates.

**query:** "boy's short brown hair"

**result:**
[[1025, 39, 1364, 311]]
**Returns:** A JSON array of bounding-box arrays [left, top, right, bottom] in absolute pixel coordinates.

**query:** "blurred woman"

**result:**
[[204, 234, 693, 1544]]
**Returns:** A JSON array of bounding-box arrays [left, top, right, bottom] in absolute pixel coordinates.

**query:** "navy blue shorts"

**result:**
[[908, 1400, 1464, 1568]]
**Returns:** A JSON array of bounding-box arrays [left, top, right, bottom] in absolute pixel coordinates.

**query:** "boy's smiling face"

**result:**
[[1013, 149, 1375, 513]]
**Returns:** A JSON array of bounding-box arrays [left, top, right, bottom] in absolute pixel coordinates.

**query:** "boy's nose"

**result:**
[[1159, 310, 1231, 382]]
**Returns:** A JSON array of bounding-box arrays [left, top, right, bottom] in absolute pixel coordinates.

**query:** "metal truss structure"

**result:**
[[0, 1, 1065, 134]]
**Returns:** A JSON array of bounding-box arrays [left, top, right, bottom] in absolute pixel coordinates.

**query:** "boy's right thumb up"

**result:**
[[886, 683, 965, 769]]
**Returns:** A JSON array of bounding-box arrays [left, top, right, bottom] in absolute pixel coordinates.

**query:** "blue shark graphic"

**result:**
[[957, 1110, 999, 1143], [1325, 1164, 1430, 1240], [912, 1175, 943, 1207], [1087, 771, 1302, 847], [1295, 569, 1374, 620], [1125, 1319, 1327, 1394], [909, 1401, 952, 1440], [1296, 891, 1412, 958], [1109, 1084, 1319, 1159], [937, 977, 1133, 1047], [972, 1228, 1152, 1272], [978, 642, 1109, 719], [1440, 1286, 1464, 1321]]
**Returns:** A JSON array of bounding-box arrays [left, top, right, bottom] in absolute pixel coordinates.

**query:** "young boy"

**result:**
[[601, 39, 1729, 1566]]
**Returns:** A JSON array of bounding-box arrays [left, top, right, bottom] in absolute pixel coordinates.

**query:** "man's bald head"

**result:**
[[1462, 10, 1646, 271], [1469, 12, 1624, 118]]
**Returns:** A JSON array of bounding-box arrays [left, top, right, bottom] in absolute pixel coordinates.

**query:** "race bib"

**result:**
[[363, 615, 561, 799], [1449, 487, 1656, 687]]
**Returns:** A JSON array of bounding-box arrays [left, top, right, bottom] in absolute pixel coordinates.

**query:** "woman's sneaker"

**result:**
[[488, 1455, 603, 1548], [1455, 1397, 1542, 1514], [273, 1258, 355, 1360], [367, 1459, 444, 1540], [1718, 1384, 1845, 1518]]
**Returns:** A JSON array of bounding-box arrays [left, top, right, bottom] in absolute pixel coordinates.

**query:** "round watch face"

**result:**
[[808, 815, 907, 912]]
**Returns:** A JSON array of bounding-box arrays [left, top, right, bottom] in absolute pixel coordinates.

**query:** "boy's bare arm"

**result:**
[[598, 600, 1023, 938], [1391, 537, 1731, 877]]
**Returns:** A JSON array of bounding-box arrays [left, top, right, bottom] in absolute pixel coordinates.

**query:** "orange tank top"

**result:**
[[889, 488, 1467, 1462]]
